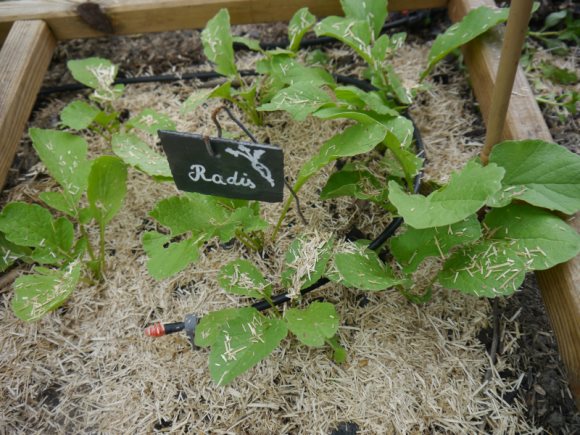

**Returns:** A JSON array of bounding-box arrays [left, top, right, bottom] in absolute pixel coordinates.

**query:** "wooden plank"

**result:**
[[0, 0, 448, 40], [449, 0, 580, 407], [0, 20, 56, 190]]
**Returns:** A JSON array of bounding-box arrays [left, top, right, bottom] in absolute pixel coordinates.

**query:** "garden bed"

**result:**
[[1, 6, 579, 434]]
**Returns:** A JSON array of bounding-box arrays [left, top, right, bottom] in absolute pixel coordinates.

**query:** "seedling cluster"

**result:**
[[1, 0, 579, 385]]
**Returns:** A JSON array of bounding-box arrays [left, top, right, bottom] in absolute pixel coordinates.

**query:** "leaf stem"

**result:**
[[98, 223, 106, 278]]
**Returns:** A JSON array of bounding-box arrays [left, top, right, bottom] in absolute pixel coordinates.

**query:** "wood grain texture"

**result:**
[[449, 0, 580, 408], [0, 20, 56, 189], [0, 0, 448, 40]]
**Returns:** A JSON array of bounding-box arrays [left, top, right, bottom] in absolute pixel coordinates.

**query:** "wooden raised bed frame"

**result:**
[[0, 0, 578, 407]]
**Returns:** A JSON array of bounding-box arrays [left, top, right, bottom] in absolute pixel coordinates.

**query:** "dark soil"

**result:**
[[6, 4, 580, 433]]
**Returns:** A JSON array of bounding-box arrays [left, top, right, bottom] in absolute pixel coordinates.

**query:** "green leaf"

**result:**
[[340, 0, 388, 39], [390, 215, 482, 272], [150, 194, 266, 242], [297, 123, 388, 184], [201, 9, 237, 77], [39, 191, 76, 216], [385, 63, 412, 105], [112, 133, 172, 180], [67, 57, 118, 89], [320, 164, 388, 204], [543, 10, 567, 29], [327, 335, 347, 363], [181, 81, 233, 113], [288, 7, 317, 51], [142, 231, 201, 280], [127, 108, 176, 135], [389, 161, 504, 229], [257, 82, 333, 121], [281, 237, 334, 290], [285, 302, 339, 347], [333, 246, 404, 291], [232, 36, 262, 52], [195, 307, 255, 347], [484, 203, 580, 271], [315, 17, 372, 63], [60, 101, 100, 130], [437, 240, 526, 297], [0, 233, 31, 272], [488, 140, 580, 214], [0, 203, 73, 264], [421, 6, 509, 79], [218, 259, 272, 299], [12, 262, 81, 321], [334, 86, 398, 116], [539, 62, 578, 85], [29, 128, 91, 202], [206, 308, 288, 385], [87, 156, 127, 226]]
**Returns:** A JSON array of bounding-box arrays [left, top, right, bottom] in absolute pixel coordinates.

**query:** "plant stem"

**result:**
[[79, 224, 98, 263], [235, 230, 260, 251], [272, 179, 306, 240]]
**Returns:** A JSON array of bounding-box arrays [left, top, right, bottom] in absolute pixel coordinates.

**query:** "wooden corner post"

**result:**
[[0, 20, 56, 189]]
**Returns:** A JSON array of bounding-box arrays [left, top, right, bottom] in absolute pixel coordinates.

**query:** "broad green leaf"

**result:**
[[201, 9, 237, 77], [127, 108, 176, 135], [232, 36, 262, 52], [297, 123, 388, 184], [207, 308, 288, 385], [87, 156, 127, 226], [29, 128, 91, 202], [0, 233, 31, 272], [340, 0, 388, 39], [334, 86, 398, 116], [142, 231, 201, 280], [488, 140, 580, 214], [383, 146, 423, 185], [484, 203, 580, 271], [390, 215, 482, 272], [437, 240, 526, 297], [388, 161, 504, 229], [150, 195, 227, 236], [320, 164, 388, 204], [218, 259, 272, 299], [150, 194, 266, 242], [257, 82, 333, 121], [421, 6, 509, 79], [281, 237, 334, 290], [285, 302, 339, 347], [0, 202, 73, 264], [67, 57, 118, 89], [313, 108, 413, 150], [182, 81, 233, 113], [39, 191, 75, 217], [12, 262, 81, 321], [315, 17, 373, 63], [112, 133, 172, 180], [333, 246, 404, 291], [60, 101, 100, 130], [288, 7, 317, 51], [195, 307, 256, 347]]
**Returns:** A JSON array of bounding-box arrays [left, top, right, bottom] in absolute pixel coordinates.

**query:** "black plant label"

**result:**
[[159, 130, 284, 202]]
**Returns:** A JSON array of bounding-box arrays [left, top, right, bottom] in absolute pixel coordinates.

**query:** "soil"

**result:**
[[1, 4, 579, 434]]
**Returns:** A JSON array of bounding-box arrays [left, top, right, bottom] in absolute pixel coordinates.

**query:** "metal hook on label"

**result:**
[[203, 135, 218, 158]]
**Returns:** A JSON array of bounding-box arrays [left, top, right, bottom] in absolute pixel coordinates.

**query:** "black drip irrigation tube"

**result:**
[[35, 10, 430, 341]]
